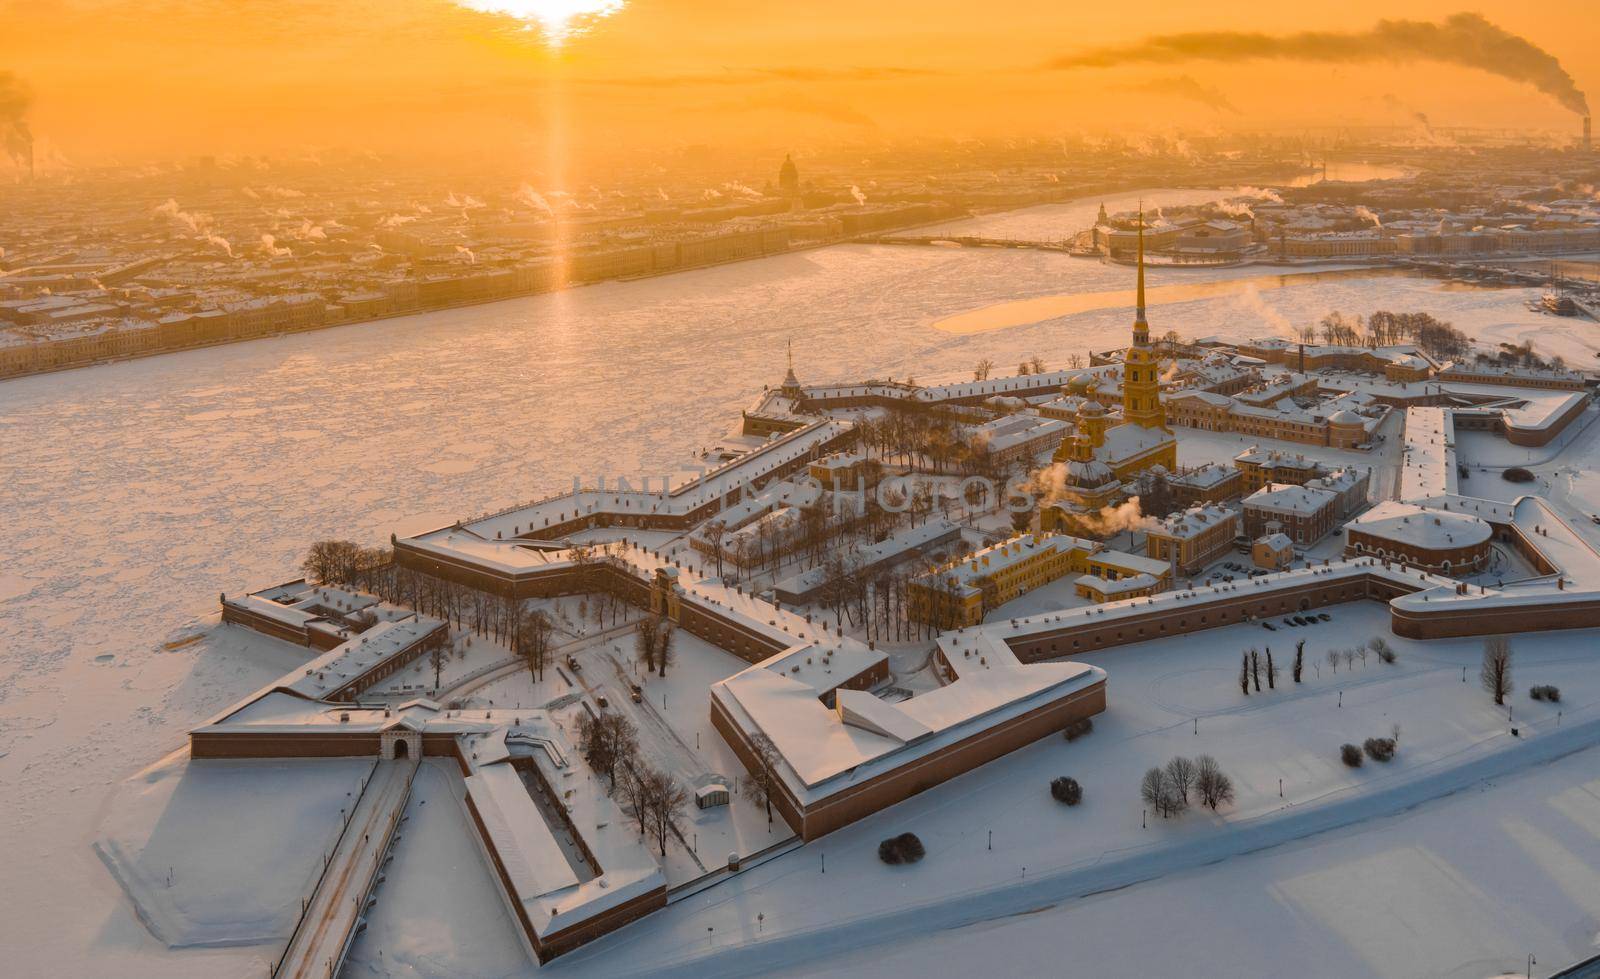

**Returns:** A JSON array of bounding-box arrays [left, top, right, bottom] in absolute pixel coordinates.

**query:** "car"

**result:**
[[1317, 612, 1331, 622], [1261, 621, 1277, 631], [566, 654, 581, 671], [1249, 569, 1268, 578], [630, 684, 643, 704], [595, 694, 609, 709], [1283, 618, 1296, 626]]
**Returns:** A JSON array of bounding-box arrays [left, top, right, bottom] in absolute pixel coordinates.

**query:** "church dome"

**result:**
[[1064, 458, 1115, 488], [1079, 400, 1106, 415], [1328, 409, 1364, 425]]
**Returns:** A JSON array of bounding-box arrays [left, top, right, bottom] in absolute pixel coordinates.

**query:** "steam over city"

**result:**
[[8, 4, 1600, 979]]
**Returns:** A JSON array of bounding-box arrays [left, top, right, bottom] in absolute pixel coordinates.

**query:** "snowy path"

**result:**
[[574, 713, 1600, 979], [274, 757, 417, 979]]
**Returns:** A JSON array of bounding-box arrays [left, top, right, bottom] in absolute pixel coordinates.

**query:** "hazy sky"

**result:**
[[3, 1, 1598, 165]]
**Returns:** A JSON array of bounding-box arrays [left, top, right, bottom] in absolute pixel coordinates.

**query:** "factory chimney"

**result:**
[[1585, 116, 1593, 154]]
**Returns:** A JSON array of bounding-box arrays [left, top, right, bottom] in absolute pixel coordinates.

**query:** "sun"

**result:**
[[452, 0, 624, 44]]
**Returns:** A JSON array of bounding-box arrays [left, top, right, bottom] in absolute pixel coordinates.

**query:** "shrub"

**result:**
[[1503, 467, 1535, 483], [1050, 776, 1083, 806], [1340, 743, 1364, 767], [1364, 737, 1397, 762], [1369, 637, 1397, 664], [1063, 717, 1094, 742], [1530, 684, 1561, 702], [879, 832, 925, 865]]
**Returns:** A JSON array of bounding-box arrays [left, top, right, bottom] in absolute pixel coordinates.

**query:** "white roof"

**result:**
[[1245, 483, 1337, 516], [1345, 500, 1492, 550]]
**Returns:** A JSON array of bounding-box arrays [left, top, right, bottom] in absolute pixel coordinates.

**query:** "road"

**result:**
[[274, 757, 417, 979]]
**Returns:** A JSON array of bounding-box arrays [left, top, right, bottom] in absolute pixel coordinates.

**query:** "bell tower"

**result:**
[[1121, 205, 1169, 431]]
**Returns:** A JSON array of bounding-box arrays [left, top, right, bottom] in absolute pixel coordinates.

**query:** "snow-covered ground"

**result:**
[[2, 183, 1597, 976], [780, 739, 1600, 979], [530, 600, 1600, 978]]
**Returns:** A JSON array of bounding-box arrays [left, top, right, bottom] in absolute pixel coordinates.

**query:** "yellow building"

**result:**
[[908, 532, 1171, 629], [908, 533, 1099, 629], [1145, 505, 1241, 577]]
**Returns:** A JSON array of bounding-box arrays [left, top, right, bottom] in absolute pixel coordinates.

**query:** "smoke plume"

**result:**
[[1235, 282, 1293, 336], [257, 233, 292, 258], [1050, 13, 1588, 116], [1354, 205, 1382, 228], [515, 183, 555, 216], [1127, 75, 1238, 114], [0, 72, 32, 169], [850, 185, 867, 205], [455, 245, 476, 264]]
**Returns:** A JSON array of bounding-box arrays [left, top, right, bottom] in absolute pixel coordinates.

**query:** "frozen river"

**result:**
[[0, 184, 1587, 977]]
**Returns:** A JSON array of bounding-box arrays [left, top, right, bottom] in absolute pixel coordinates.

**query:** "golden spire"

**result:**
[[1135, 201, 1147, 329]]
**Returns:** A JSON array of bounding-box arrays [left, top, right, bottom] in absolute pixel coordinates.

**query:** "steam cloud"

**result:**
[[257, 234, 291, 258], [1127, 75, 1238, 114], [0, 72, 32, 169], [1050, 13, 1588, 116], [515, 184, 555, 216], [1354, 205, 1382, 228]]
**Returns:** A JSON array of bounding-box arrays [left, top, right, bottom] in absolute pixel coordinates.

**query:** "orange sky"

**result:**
[[3, 1, 1598, 164]]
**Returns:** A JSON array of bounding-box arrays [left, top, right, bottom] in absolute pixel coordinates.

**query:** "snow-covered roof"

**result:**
[[1345, 501, 1492, 551], [1099, 422, 1173, 464], [460, 722, 665, 938], [1148, 505, 1236, 541], [1244, 483, 1337, 516]]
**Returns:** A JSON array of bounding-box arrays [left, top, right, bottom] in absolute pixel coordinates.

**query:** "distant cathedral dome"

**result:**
[[778, 154, 800, 196]]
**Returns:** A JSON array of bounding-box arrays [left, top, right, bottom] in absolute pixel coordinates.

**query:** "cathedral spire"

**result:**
[[781, 337, 802, 394], [1135, 202, 1147, 330]]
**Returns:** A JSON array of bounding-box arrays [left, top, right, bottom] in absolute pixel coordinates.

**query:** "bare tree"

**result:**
[[620, 764, 652, 837], [1326, 648, 1339, 675], [635, 615, 660, 674], [1266, 649, 1278, 690], [973, 358, 995, 381], [517, 608, 553, 681], [1195, 755, 1234, 811], [1141, 767, 1184, 817], [1293, 639, 1305, 682], [1141, 767, 1168, 816], [643, 768, 690, 857], [656, 620, 676, 678], [1164, 756, 1197, 806], [1481, 636, 1513, 706], [430, 640, 446, 692], [1239, 651, 1250, 696], [1250, 649, 1262, 692], [577, 712, 638, 789], [741, 733, 782, 824]]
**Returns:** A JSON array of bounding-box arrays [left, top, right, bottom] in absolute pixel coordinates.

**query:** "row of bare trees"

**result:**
[[576, 712, 687, 856], [1295, 310, 1471, 360], [813, 549, 974, 641]]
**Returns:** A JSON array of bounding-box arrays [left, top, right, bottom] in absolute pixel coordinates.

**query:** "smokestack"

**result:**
[[26, 135, 33, 182], [1586, 116, 1592, 153]]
